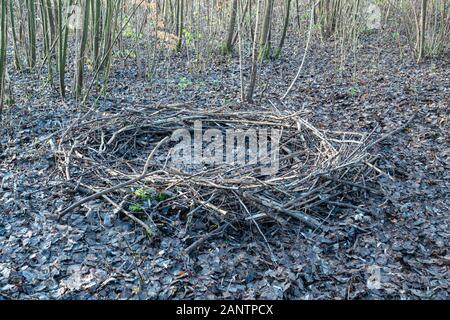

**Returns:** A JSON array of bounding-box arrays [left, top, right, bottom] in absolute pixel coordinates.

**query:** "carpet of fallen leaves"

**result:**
[[0, 33, 448, 299]]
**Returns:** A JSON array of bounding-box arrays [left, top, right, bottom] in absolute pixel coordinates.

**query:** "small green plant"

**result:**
[[132, 187, 170, 207], [5, 97, 15, 106], [391, 32, 400, 41], [348, 85, 360, 97], [183, 29, 194, 46], [313, 23, 322, 31], [129, 203, 144, 213], [177, 77, 192, 90], [122, 16, 142, 39], [114, 49, 136, 59], [154, 192, 170, 202], [134, 187, 152, 200]]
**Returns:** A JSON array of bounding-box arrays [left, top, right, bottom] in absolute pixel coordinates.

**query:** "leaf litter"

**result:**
[[0, 35, 448, 300]]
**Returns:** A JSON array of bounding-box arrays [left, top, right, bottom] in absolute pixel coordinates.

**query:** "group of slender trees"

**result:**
[[0, 0, 448, 111]]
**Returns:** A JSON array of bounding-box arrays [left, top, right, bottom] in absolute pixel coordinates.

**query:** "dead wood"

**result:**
[[55, 104, 410, 231]]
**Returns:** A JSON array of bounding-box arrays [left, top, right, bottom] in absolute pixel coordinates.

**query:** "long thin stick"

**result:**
[[364, 114, 416, 151]]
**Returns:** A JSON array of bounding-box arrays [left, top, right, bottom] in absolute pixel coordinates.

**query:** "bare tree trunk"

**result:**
[[237, 0, 245, 101], [0, 0, 8, 117], [246, 0, 262, 103], [26, 0, 37, 68], [176, 0, 184, 52], [275, 0, 292, 58], [316, 0, 340, 38], [418, 0, 428, 62], [223, 0, 238, 54], [232, 0, 250, 46], [259, 0, 274, 60], [75, 0, 91, 98], [295, 0, 301, 29]]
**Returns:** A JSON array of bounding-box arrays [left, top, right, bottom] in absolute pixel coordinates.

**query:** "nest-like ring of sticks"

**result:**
[[56, 103, 413, 233]]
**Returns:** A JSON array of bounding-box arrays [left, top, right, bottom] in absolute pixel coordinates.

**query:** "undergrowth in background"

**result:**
[[0, 0, 448, 109]]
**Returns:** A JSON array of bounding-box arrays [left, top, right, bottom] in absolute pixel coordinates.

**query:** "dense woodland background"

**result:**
[[0, 0, 448, 106]]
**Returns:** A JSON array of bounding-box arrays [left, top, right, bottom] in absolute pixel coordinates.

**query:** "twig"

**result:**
[[325, 201, 372, 214], [184, 223, 231, 255], [58, 137, 169, 219], [365, 114, 417, 151]]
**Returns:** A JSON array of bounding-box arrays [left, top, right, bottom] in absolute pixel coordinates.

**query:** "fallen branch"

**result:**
[[184, 223, 232, 255], [365, 114, 417, 151]]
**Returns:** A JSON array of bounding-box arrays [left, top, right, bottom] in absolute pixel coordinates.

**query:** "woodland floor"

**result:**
[[0, 33, 449, 299]]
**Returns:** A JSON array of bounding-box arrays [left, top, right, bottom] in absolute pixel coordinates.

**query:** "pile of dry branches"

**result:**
[[56, 103, 407, 232]]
